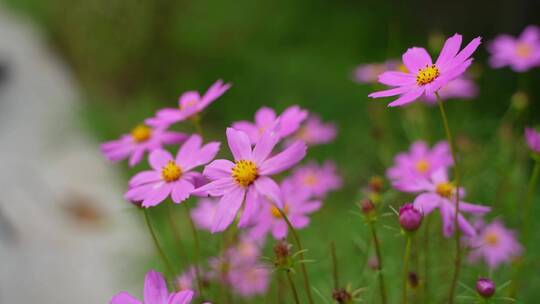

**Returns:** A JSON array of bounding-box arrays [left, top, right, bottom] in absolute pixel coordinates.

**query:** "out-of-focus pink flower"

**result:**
[[467, 220, 522, 269], [292, 115, 337, 146], [525, 127, 540, 153], [229, 264, 270, 298], [249, 178, 322, 240], [423, 76, 478, 104], [291, 161, 342, 198], [146, 80, 231, 127], [101, 125, 187, 167], [353, 60, 400, 84], [125, 135, 220, 207], [387, 141, 453, 192], [110, 270, 195, 304], [488, 26, 540, 72], [369, 34, 481, 107], [190, 198, 219, 232], [232, 105, 308, 144], [193, 126, 306, 232], [412, 169, 490, 237]]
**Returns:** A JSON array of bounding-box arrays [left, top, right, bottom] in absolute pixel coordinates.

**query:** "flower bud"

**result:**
[[332, 288, 352, 303], [408, 272, 419, 289], [368, 176, 384, 193], [360, 199, 375, 215], [476, 278, 495, 298], [273, 239, 292, 268], [399, 203, 423, 232]]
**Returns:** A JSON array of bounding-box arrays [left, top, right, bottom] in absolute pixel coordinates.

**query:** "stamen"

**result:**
[[131, 124, 152, 142], [270, 204, 289, 219], [416, 64, 440, 86], [415, 159, 430, 173], [162, 161, 182, 182], [302, 173, 318, 186], [232, 160, 258, 187], [515, 42, 532, 58], [484, 232, 499, 246], [436, 182, 454, 198]]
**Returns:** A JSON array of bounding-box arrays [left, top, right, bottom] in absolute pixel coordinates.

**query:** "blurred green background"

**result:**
[[5, 0, 540, 302]]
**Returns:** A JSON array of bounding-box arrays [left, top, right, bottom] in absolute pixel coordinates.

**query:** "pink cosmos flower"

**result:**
[[248, 178, 322, 240], [488, 26, 540, 72], [146, 80, 231, 127], [232, 105, 308, 144], [101, 125, 187, 167], [110, 270, 195, 304], [525, 127, 540, 153], [387, 140, 453, 192], [292, 115, 337, 146], [422, 76, 478, 104], [291, 161, 342, 198], [353, 60, 399, 84], [412, 169, 490, 237], [194, 126, 306, 232], [190, 198, 219, 232], [229, 263, 270, 298], [125, 135, 220, 207], [369, 33, 481, 107], [467, 220, 522, 269]]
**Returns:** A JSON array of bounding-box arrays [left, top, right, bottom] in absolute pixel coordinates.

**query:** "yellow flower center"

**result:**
[[161, 161, 182, 182], [131, 124, 152, 142], [416, 64, 440, 86], [270, 204, 289, 219], [302, 173, 318, 186], [515, 42, 532, 58], [484, 232, 499, 246], [436, 182, 454, 198], [398, 64, 409, 73], [415, 159, 430, 173], [232, 160, 258, 187]]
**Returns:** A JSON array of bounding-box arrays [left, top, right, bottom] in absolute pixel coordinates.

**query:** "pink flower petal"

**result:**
[[171, 180, 195, 204], [368, 85, 414, 98], [402, 47, 432, 73], [143, 270, 169, 304], [176, 135, 203, 167], [378, 71, 416, 86], [110, 292, 142, 304], [226, 128, 253, 161], [252, 125, 280, 164], [435, 33, 462, 67], [129, 147, 146, 167], [142, 183, 173, 207], [129, 171, 162, 187], [168, 290, 194, 304], [413, 192, 440, 215], [255, 107, 277, 127], [259, 141, 306, 176], [387, 87, 424, 107], [238, 187, 261, 228], [254, 176, 283, 208], [458, 202, 491, 214], [211, 187, 246, 233], [149, 149, 174, 170], [271, 222, 288, 239], [203, 159, 235, 180], [193, 177, 236, 197]]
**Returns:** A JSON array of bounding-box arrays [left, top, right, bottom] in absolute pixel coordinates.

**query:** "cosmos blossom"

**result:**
[[291, 161, 342, 198], [190, 198, 219, 232], [232, 105, 308, 144], [422, 76, 478, 104], [488, 26, 540, 72], [146, 80, 231, 127], [369, 33, 481, 107], [248, 178, 322, 240], [291, 115, 337, 146], [387, 140, 453, 192], [525, 127, 540, 153], [125, 135, 220, 207], [353, 60, 400, 84], [412, 169, 490, 237], [110, 270, 195, 304], [101, 124, 187, 167], [467, 219, 522, 269], [193, 126, 306, 232]]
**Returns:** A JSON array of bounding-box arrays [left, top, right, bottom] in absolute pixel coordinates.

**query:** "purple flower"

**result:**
[[248, 178, 322, 240], [194, 126, 306, 232], [146, 80, 231, 127], [488, 26, 540, 72], [190, 198, 219, 232], [101, 125, 187, 167], [412, 169, 490, 237], [229, 263, 270, 298], [291, 115, 337, 146], [110, 270, 195, 304], [525, 127, 540, 153], [125, 135, 220, 207], [353, 60, 400, 84], [422, 76, 478, 104], [232, 105, 308, 144], [399, 203, 423, 232], [467, 219, 522, 269], [387, 141, 453, 192], [476, 278, 496, 299], [369, 34, 481, 107], [291, 161, 342, 198]]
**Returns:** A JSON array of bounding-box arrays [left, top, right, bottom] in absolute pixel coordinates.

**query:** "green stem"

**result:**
[[183, 203, 204, 298], [423, 217, 431, 303], [402, 237, 411, 304], [276, 207, 314, 304], [369, 221, 388, 304], [192, 115, 204, 137], [436, 94, 462, 304], [286, 270, 301, 304], [143, 208, 174, 278], [331, 241, 339, 290], [166, 204, 188, 268], [523, 158, 540, 244]]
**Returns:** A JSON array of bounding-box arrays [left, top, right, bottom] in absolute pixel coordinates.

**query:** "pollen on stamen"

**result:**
[[416, 64, 440, 86], [162, 161, 182, 182], [270, 204, 289, 219], [484, 232, 499, 246], [131, 124, 152, 142], [415, 159, 430, 173], [232, 160, 258, 187], [436, 182, 454, 198], [515, 42, 532, 58]]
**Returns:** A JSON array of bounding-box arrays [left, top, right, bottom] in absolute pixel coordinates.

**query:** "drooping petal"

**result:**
[[271, 222, 288, 239], [435, 33, 462, 67], [168, 290, 195, 304], [238, 186, 261, 227], [110, 292, 142, 304], [142, 183, 173, 207], [413, 192, 441, 215], [387, 87, 424, 107], [458, 201, 491, 214], [129, 171, 162, 187], [402, 47, 433, 72], [129, 147, 146, 167], [226, 128, 253, 161], [254, 176, 283, 208], [171, 180, 195, 204], [149, 149, 174, 170], [144, 270, 170, 304], [440, 201, 455, 238], [368, 85, 414, 98], [259, 141, 306, 175], [458, 214, 477, 237], [203, 159, 235, 180], [211, 187, 246, 233], [378, 71, 416, 86]]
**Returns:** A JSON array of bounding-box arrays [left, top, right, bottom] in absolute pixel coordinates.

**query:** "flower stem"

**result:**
[[166, 204, 189, 268], [402, 236, 411, 304], [423, 217, 431, 303], [276, 207, 314, 304], [286, 270, 301, 304], [436, 93, 462, 304], [192, 115, 204, 137], [369, 221, 388, 304], [183, 203, 204, 298], [523, 158, 540, 244], [143, 208, 175, 279], [330, 241, 339, 290]]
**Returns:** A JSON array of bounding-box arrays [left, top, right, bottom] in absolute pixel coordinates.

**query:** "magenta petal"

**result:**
[[168, 290, 194, 304], [176, 135, 202, 167], [252, 126, 280, 164], [193, 142, 221, 169], [451, 37, 481, 67], [458, 214, 477, 237], [440, 202, 454, 238], [226, 128, 253, 161], [232, 121, 260, 143], [255, 107, 277, 127], [211, 187, 246, 233], [254, 176, 283, 208], [458, 202, 490, 214], [413, 193, 440, 215], [378, 71, 416, 86], [129, 148, 146, 167], [149, 149, 174, 170], [387, 87, 424, 107], [402, 47, 432, 72], [259, 141, 306, 175], [142, 183, 173, 207], [238, 186, 261, 228], [144, 270, 169, 304], [435, 33, 462, 67], [193, 177, 236, 197], [203, 159, 235, 180], [272, 222, 288, 239], [171, 180, 195, 204], [369, 85, 413, 98], [129, 171, 162, 187], [110, 292, 142, 304]]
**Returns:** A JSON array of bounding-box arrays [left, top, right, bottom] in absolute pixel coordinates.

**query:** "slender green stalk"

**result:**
[[286, 270, 301, 304], [183, 203, 204, 298], [276, 207, 314, 304], [402, 237, 412, 304], [331, 241, 339, 290], [523, 158, 540, 244], [436, 93, 462, 304], [423, 217, 431, 303], [192, 115, 204, 137], [166, 204, 188, 267], [369, 221, 388, 304], [143, 208, 174, 278]]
